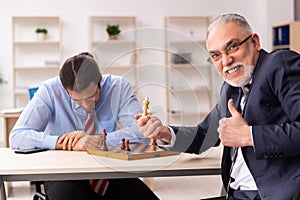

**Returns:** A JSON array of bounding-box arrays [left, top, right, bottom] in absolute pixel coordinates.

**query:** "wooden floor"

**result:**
[[6, 176, 223, 200]]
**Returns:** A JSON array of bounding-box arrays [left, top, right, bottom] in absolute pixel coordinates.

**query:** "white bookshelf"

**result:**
[[12, 16, 62, 108], [165, 16, 221, 126]]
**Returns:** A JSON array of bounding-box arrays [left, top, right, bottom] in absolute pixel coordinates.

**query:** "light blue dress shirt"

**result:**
[[10, 74, 148, 149]]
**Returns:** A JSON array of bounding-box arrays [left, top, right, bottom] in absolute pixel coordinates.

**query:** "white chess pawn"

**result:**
[[98, 129, 108, 151]]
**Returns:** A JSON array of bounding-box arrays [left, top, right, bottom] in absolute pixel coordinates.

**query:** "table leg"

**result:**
[[142, 178, 154, 190], [0, 178, 7, 200]]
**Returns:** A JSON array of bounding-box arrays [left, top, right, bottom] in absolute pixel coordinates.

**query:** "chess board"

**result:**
[[87, 143, 180, 160]]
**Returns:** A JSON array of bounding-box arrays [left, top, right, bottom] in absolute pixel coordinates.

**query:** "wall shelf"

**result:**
[[165, 16, 220, 126], [89, 16, 138, 93], [12, 16, 62, 108]]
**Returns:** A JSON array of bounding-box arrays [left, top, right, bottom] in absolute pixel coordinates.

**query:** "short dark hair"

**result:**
[[59, 52, 101, 92]]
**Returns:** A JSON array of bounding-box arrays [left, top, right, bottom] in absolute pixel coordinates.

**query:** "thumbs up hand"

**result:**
[[217, 99, 253, 147]]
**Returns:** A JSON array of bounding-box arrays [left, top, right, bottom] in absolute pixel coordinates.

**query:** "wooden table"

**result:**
[[0, 147, 222, 200]]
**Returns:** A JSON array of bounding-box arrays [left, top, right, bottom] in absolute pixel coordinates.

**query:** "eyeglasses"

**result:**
[[70, 83, 101, 103], [207, 34, 252, 63]]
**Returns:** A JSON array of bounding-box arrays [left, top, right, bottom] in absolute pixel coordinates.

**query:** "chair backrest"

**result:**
[[28, 87, 39, 100]]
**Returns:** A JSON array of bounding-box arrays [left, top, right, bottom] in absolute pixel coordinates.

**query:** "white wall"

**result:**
[[0, 0, 294, 142]]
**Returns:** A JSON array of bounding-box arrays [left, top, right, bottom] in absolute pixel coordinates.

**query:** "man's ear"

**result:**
[[251, 33, 261, 51]]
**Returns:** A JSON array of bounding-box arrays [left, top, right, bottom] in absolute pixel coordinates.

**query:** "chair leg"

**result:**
[[33, 181, 47, 200], [33, 192, 47, 200], [0, 180, 7, 200], [32, 181, 44, 193]]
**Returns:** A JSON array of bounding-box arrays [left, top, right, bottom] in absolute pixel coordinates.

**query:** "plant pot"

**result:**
[[109, 34, 118, 40], [36, 33, 47, 41]]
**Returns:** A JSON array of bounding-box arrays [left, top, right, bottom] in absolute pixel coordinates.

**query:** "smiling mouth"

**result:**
[[226, 65, 241, 74]]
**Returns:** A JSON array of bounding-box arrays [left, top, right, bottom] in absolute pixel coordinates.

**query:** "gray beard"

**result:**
[[224, 64, 254, 87]]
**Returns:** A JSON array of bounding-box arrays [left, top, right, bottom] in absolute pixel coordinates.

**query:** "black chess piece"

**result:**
[[125, 139, 130, 151], [120, 138, 125, 150]]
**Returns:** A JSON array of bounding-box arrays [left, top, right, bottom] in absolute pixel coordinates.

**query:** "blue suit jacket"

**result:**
[[171, 49, 300, 200]]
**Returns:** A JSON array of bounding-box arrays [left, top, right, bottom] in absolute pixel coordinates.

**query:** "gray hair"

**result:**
[[207, 13, 253, 38]]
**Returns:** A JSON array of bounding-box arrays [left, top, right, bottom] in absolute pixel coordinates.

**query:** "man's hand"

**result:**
[[77, 135, 103, 151], [217, 99, 253, 147], [56, 131, 87, 151], [135, 114, 172, 144], [56, 130, 107, 151]]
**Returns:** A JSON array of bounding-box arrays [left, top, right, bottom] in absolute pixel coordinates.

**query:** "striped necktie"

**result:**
[[84, 111, 97, 135], [85, 110, 109, 196]]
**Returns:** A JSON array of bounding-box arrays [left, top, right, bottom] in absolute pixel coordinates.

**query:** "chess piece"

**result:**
[[142, 96, 149, 117], [151, 145, 157, 151], [150, 138, 157, 146], [142, 96, 157, 146], [125, 139, 130, 151], [151, 139, 157, 146], [98, 129, 108, 151], [120, 138, 125, 150]]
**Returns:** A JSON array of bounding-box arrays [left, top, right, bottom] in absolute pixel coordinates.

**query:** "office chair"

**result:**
[[33, 192, 46, 200], [33, 181, 47, 200]]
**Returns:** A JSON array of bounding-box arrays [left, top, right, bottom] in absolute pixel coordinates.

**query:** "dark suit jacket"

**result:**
[[171, 49, 300, 200]]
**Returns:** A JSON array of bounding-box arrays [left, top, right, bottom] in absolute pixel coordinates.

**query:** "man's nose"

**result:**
[[221, 52, 233, 66]]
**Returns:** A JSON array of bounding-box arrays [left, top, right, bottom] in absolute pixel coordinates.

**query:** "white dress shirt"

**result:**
[[230, 85, 257, 190]]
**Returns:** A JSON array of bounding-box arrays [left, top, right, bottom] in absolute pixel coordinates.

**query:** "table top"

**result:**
[[0, 147, 222, 182], [1, 109, 23, 117]]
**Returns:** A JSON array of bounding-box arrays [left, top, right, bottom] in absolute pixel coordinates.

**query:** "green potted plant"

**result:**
[[106, 24, 121, 40], [0, 74, 7, 86], [35, 28, 48, 41]]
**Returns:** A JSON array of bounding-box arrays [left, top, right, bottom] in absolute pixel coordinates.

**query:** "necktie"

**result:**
[[84, 111, 97, 135], [85, 110, 109, 196], [226, 84, 251, 199], [240, 84, 250, 110]]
